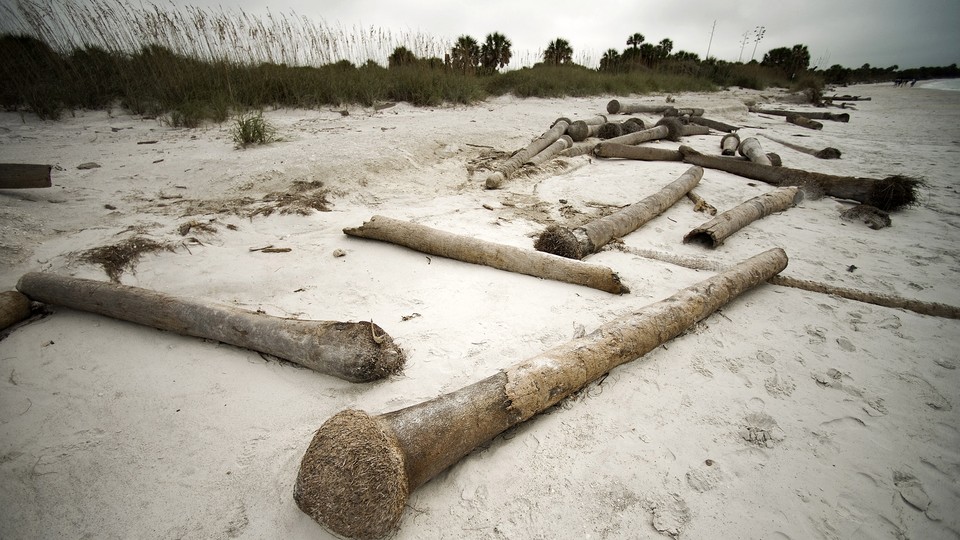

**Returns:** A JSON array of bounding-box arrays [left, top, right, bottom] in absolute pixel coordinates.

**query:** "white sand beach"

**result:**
[[1, 82, 958, 539]]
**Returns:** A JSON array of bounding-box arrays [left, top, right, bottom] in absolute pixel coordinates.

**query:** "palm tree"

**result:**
[[480, 32, 512, 74], [450, 35, 480, 74], [599, 48, 621, 72], [388, 46, 417, 68], [626, 33, 645, 49], [657, 38, 674, 58], [543, 38, 573, 65]]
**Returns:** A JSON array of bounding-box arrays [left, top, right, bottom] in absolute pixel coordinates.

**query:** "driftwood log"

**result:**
[[344, 216, 627, 294], [613, 246, 960, 320], [752, 108, 850, 122], [678, 145, 921, 211], [721, 133, 740, 155], [15, 272, 404, 382], [824, 95, 871, 102], [485, 120, 569, 189], [787, 115, 823, 130], [534, 166, 703, 259], [0, 164, 53, 189], [689, 116, 739, 132], [592, 142, 682, 161], [525, 135, 572, 166], [663, 107, 705, 117], [558, 118, 683, 158], [606, 99, 674, 115], [738, 137, 772, 166], [759, 133, 841, 159], [0, 291, 32, 331], [684, 186, 802, 247], [566, 116, 605, 141], [293, 247, 788, 540]]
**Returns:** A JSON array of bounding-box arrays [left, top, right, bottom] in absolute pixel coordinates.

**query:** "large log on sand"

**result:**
[[16, 273, 404, 383], [759, 133, 842, 159], [344, 215, 628, 294], [592, 142, 682, 161], [0, 291, 32, 330], [751, 108, 850, 122], [684, 187, 803, 247], [294, 247, 788, 540], [485, 120, 569, 189], [738, 137, 772, 166], [678, 146, 921, 211], [0, 163, 52, 189], [606, 99, 674, 115], [535, 166, 702, 259]]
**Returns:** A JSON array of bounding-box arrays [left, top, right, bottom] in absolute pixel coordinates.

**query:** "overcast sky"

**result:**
[[158, 0, 958, 70]]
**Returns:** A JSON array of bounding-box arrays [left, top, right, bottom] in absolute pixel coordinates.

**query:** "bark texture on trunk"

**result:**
[[786, 115, 823, 130], [738, 137, 772, 165], [344, 215, 628, 294], [678, 146, 921, 211], [485, 120, 569, 189], [684, 187, 802, 248], [689, 116, 739, 133], [294, 247, 788, 540], [16, 272, 404, 382], [534, 166, 703, 259], [593, 142, 682, 161], [525, 135, 573, 166], [606, 100, 673, 115], [721, 133, 741, 156]]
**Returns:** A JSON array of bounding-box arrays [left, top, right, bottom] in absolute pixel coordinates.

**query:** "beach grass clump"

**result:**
[[231, 110, 276, 147]]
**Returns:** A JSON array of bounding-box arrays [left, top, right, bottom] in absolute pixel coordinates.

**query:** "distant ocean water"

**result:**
[[920, 78, 960, 92]]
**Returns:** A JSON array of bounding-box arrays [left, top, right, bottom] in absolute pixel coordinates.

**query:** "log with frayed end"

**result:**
[[485, 120, 569, 189], [293, 247, 788, 540], [0, 291, 32, 331], [344, 215, 628, 294], [15, 273, 404, 382]]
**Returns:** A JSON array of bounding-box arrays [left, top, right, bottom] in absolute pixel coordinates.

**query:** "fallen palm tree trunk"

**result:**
[[606, 99, 673, 115], [592, 142, 682, 161], [751, 108, 850, 122], [534, 166, 703, 259], [687, 190, 717, 215], [559, 141, 599, 157], [613, 247, 960, 320], [0, 164, 52, 189], [684, 187, 802, 247], [0, 291, 32, 331], [759, 133, 841, 159], [679, 123, 711, 136], [485, 120, 569, 189], [721, 133, 740, 155], [604, 118, 683, 145], [689, 116, 739, 132], [344, 216, 627, 294], [678, 146, 921, 211], [787, 115, 823, 130], [738, 137, 773, 166], [293, 247, 788, 540], [566, 116, 607, 141], [15, 272, 404, 382], [664, 107, 705, 117], [824, 95, 871, 102], [525, 135, 573, 166]]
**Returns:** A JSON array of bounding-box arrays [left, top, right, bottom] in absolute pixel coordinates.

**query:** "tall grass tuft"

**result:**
[[231, 111, 276, 147]]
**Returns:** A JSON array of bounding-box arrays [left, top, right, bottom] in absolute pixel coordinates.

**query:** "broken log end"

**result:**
[[683, 230, 719, 249], [484, 172, 506, 190], [295, 409, 409, 540], [815, 147, 842, 159], [655, 117, 684, 142], [533, 225, 587, 260]]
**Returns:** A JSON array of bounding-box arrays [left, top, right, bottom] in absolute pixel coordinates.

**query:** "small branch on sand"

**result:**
[[686, 190, 717, 215], [759, 133, 841, 159], [684, 187, 803, 248], [293, 248, 787, 540], [16, 273, 404, 382], [678, 145, 922, 211], [534, 166, 703, 259], [344, 215, 628, 294]]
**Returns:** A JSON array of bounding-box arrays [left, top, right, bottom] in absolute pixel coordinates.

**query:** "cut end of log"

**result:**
[[295, 409, 409, 540], [340, 320, 406, 382], [606, 99, 621, 114], [815, 147, 842, 159], [655, 117, 684, 142], [682, 230, 718, 248], [533, 225, 586, 260], [567, 121, 590, 142], [484, 171, 506, 190]]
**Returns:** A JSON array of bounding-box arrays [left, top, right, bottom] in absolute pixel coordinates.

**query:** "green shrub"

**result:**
[[231, 111, 276, 147]]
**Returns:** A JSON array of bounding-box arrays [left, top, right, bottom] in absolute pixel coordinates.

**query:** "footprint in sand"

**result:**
[[893, 471, 931, 513], [685, 460, 725, 493], [811, 368, 888, 417], [740, 412, 784, 448], [643, 493, 689, 538]]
